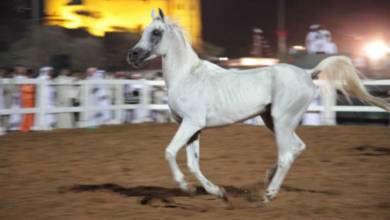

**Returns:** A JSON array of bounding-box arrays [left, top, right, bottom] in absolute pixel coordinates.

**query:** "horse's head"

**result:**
[[127, 8, 168, 68]]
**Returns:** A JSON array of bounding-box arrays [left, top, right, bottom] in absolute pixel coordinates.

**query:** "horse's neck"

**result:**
[[162, 32, 200, 89]]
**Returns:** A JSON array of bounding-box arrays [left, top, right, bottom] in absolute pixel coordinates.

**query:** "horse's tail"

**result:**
[[310, 56, 390, 111]]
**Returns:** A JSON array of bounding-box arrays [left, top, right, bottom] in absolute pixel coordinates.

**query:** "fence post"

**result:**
[[320, 82, 336, 125], [36, 78, 47, 130], [114, 82, 124, 124], [79, 81, 89, 128]]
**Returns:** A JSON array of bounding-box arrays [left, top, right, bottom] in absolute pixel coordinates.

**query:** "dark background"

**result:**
[[1, 0, 390, 58], [201, 0, 390, 57]]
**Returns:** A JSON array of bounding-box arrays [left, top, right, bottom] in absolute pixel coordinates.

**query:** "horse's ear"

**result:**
[[151, 8, 157, 19], [158, 8, 165, 21]]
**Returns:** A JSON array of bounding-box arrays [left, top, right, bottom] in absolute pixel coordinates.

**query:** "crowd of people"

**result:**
[[0, 66, 170, 135]]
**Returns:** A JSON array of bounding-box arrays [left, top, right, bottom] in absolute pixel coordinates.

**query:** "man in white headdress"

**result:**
[[8, 67, 25, 131], [34, 67, 56, 130], [151, 87, 169, 123], [55, 69, 78, 128], [125, 72, 147, 123], [95, 70, 112, 124], [306, 24, 321, 54], [87, 68, 112, 126], [319, 29, 338, 54], [0, 71, 5, 135]]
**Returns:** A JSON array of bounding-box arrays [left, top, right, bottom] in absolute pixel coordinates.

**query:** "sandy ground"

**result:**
[[0, 124, 389, 220]]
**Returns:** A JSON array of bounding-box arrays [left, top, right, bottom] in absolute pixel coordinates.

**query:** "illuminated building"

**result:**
[[44, 0, 202, 47]]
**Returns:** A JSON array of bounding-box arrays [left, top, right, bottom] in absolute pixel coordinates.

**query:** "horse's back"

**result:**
[[272, 64, 314, 87], [269, 64, 316, 118]]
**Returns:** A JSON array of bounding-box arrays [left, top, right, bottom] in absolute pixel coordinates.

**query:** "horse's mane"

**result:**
[[165, 18, 191, 45]]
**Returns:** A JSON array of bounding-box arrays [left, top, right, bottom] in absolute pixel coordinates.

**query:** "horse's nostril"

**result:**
[[131, 50, 139, 57], [128, 49, 138, 59]]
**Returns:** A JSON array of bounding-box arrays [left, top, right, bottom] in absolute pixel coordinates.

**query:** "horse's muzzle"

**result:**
[[127, 47, 150, 68]]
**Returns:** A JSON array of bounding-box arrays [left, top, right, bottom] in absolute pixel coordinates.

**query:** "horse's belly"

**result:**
[[205, 99, 269, 127]]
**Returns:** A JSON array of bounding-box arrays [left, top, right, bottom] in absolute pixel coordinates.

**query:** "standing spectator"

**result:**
[[306, 24, 321, 54], [20, 68, 35, 132], [55, 69, 78, 128], [319, 29, 338, 54], [34, 67, 56, 130], [2, 68, 14, 131], [112, 71, 127, 123], [0, 70, 5, 135], [86, 68, 112, 127], [125, 72, 145, 123], [306, 25, 338, 55], [94, 70, 112, 125], [151, 87, 169, 123], [8, 67, 25, 131], [85, 67, 98, 127]]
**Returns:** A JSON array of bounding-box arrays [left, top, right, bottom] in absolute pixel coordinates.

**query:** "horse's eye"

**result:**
[[152, 29, 162, 36]]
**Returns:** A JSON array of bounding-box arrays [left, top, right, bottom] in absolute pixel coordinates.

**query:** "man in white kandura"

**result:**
[[306, 24, 320, 54], [0, 81, 5, 135], [55, 70, 78, 129], [8, 69, 25, 131], [319, 29, 338, 54], [34, 67, 56, 130], [87, 68, 112, 126], [127, 9, 390, 203]]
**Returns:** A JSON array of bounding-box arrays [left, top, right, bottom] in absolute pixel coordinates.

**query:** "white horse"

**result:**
[[127, 9, 390, 203]]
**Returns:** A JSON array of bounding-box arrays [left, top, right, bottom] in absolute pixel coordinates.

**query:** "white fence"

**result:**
[[0, 78, 389, 130]]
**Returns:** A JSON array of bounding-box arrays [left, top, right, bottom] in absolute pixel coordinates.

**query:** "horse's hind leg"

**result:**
[[186, 133, 226, 199], [263, 88, 313, 202], [260, 104, 278, 186], [263, 127, 306, 202]]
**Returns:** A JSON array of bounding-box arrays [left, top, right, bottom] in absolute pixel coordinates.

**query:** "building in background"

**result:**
[[44, 0, 202, 47]]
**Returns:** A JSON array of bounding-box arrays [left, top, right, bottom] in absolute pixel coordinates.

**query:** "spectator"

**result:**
[[125, 72, 146, 123], [34, 67, 56, 130], [8, 67, 25, 131], [55, 69, 78, 128], [86, 68, 112, 126], [306, 24, 321, 54], [0, 70, 5, 135], [319, 29, 338, 54], [20, 68, 35, 132], [306, 25, 338, 55], [151, 87, 169, 122], [2, 67, 14, 131]]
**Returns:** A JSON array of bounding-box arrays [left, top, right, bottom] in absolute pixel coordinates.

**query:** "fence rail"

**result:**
[[1, 78, 389, 130]]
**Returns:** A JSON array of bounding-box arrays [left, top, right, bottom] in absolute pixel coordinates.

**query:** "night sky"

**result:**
[[201, 0, 390, 57]]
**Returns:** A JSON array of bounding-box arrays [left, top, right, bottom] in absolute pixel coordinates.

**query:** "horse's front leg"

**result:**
[[165, 120, 201, 192], [186, 133, 227, 200]]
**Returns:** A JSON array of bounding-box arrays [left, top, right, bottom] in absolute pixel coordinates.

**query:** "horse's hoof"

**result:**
[[262, 191, 276, 204], [262, 194, 271, 204], [178, 182, 190, 192], [178, 182, 197, 195], [219, 187, 229, 202], [186, 186, 197, 196]]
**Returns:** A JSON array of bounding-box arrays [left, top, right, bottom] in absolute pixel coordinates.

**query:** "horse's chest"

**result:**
[[167, 93, 204, 118]]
